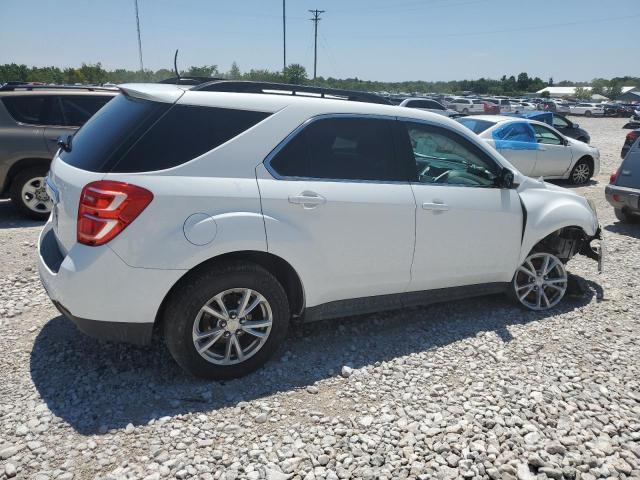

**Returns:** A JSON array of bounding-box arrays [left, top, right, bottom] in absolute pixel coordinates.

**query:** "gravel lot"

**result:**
[[0, 116, 638, 480]]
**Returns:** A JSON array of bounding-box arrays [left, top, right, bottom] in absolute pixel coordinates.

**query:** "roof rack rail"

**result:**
[[157, 76, 224, 86], [191, 80, 391, 105], [0, 84, 118, 92]]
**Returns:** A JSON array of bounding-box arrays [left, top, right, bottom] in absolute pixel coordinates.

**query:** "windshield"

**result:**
[[456, 118, 496, 134]]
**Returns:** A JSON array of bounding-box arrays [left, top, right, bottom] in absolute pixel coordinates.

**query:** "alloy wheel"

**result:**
[[21, 176, 52, 214], [513, 252, 567, 310], [192, 288, 273, 365], [572, 163, 591, 184]]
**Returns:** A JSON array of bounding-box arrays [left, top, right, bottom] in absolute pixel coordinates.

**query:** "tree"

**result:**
[[574, 86, 591, 100], [540, 91, 550, 99], [184, 65, 219, 77], [606, 83, 622, 100], [227, 62, 241, 80], [282, 64, 307, 85], [516, 72, 530, 91], [548, 77, 554, 86]]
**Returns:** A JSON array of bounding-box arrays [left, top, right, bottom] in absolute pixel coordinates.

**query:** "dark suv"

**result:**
[[0, 85, 116, 219]]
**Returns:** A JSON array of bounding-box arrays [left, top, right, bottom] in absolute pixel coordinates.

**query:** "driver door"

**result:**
[[530, 123, 573, 177], [400, 121, 523, 291]]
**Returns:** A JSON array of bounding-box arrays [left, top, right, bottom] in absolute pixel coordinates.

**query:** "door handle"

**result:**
[[422, 202, 449, 212], [288, 192, 326, 208]]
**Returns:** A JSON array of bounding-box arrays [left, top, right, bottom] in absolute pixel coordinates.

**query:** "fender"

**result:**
[[517, 178, 597, 264]]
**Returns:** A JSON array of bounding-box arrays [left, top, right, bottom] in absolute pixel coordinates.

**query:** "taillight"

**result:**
[[610, 168, 619, 184], [626, 131, 639, 144], [77, 181, 153, 246]]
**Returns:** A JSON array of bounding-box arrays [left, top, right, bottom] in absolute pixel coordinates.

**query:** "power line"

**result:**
[[133, 0, 144, 72], [309, 9, 325, 81]]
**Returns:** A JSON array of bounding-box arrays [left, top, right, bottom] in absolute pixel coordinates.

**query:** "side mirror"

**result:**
[[498, 168, 516, 189], [573, 123, 579, 128]]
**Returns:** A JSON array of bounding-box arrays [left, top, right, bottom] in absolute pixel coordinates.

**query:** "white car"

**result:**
[[399, 98, 458, 117], [570, 103, 605, 117], [513, 101, 537, 112], [446, 97, 485, 114], [458, 115, 600, 184], [38, 82, 602, 379]]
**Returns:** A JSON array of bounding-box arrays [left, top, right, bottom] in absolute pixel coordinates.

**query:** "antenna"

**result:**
[[283, 0, 287, 71], [174, 50, 180, 84], [134, 0, 144, 72]]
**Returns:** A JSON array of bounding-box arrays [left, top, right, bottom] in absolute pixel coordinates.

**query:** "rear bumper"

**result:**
[[37, 220, 186, 345], [605, 184, 640, 213]]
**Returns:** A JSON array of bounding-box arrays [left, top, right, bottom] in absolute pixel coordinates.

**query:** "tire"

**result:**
[[462, 108, 469, 115], [585, 110, 592, 117], [9, 166, 52, 221], [509, 250, 567, 311], [614, 208, 633, 223], [569, 158, 593, 185], [163, 261, 290, 380]]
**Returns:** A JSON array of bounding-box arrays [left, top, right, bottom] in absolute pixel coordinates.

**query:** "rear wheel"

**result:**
[[585, 110, 592, 117], [569, 158, 592, 185], [163, 261, 290, 379], [510, 252, 568, 310], [9, 166, 52, 220], [462, 108, 469, 115], [615, 208, 635, 223]]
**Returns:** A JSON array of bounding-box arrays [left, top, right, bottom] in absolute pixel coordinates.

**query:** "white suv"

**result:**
[[38, 81, 603, 379]]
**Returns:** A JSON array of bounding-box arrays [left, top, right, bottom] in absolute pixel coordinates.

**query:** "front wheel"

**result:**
[[462, 108, 469, 115], [9, 166, 52, 220], [569, 159, 592, 185], [585, 110, 592, 117], [510, 252, 568, 310], [163, 262, 290, 379]]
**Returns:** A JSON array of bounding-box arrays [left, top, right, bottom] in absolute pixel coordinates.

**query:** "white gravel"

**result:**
[[0, 117, 638, 480]]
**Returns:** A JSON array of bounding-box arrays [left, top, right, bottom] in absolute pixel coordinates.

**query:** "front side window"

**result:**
[[269, 117, 403, 182], [494, 122, 535, 143], [59, 95, 113, 127], [457, 117, 496, 134], [552, 116, 569, 129], [531, 124, 564, 145], [403, 122, 499, 187]]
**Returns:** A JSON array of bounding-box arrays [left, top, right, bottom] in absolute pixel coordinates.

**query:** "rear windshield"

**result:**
[[456, 118, 496, 134], [60, 94, 271, 172]]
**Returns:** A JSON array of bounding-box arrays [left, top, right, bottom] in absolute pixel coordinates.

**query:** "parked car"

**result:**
[[621, 129, 639, 159], [539, 100, 570, 114], [38, 81, 602, 379], [603, 103, 634, 118], [457, 115, 600, 184], [506, 112, 591, 144], [606, 133, 640, 222], [570, 103, 605, 117], [484, 98, 512, 113], [399, 98, 458, 117], [447, 97, 484, 114], [483, 101, 500, 115], [0, 85, 117, 219]]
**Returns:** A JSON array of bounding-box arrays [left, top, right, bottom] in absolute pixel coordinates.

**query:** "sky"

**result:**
[[1, 0, 638, 83]]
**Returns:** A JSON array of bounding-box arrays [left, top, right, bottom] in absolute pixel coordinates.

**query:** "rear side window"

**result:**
[[269, 117, 403, 182], [493, 122, 535, 142], [456, 118, 496, 134], [112, 105, 270, 172], [59, 94, 270, 172], [2, 96, 47, 124], [59, 95, 113, 127]]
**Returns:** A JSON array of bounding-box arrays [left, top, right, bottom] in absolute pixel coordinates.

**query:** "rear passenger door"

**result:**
[[257, 115, 416, 307], [491, 121, 538, 176]]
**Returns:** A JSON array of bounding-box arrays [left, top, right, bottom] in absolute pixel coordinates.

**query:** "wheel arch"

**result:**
[[154, 250, 306, 330], [2, 157, 52, 195]]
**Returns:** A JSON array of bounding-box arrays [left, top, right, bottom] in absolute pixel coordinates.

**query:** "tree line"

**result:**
[[1, 62, 638, 98]]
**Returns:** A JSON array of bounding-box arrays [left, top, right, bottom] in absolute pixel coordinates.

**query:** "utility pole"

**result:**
[[134, 0, 144, 72], [282, 0, 286, 71], [308, 9, 325, 81]]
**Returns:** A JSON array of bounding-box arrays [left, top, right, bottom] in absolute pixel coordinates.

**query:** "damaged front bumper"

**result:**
[[579, 225, 604, 273]]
